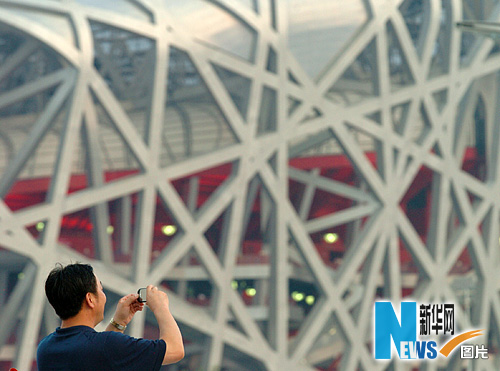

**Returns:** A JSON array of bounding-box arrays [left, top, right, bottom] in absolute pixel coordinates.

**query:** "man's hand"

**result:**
[[145, 285, 170, 314], [112, 294, 144, 328]]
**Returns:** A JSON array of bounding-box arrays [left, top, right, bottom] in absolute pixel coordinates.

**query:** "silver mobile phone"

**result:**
[[137, 287, 147, 303]]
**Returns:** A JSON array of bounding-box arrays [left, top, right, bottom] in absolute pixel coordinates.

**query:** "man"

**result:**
[[37, 263, 184, 370]]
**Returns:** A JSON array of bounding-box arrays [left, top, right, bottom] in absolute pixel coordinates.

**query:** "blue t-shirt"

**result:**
[[37, 326, 166, 371]]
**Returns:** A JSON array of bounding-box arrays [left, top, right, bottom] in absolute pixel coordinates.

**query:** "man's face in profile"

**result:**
[[93, 275, 106, 324]]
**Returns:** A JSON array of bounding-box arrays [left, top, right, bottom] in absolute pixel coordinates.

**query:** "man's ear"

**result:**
[[85, 292, 95, 309]]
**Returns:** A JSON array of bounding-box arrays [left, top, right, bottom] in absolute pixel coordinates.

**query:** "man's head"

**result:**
[[45, 263, 106, 323]]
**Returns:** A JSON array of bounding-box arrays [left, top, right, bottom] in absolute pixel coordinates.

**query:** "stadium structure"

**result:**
[[0, 0, 499, 370]]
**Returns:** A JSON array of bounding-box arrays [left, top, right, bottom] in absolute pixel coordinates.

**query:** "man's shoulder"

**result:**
[[102, 331, 157, 347], [37, 332, 54, 350], [101, 330, 128, 343], [101, 332, 165, 352], [37, 329, 111, 370], [38, 327, 108, 350]]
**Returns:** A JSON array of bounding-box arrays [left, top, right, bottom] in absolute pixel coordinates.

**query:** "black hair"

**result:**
[[45, 263, 98, 320]]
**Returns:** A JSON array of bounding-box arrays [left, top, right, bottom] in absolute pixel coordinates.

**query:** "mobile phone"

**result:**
[[137, 288, 147, 303]]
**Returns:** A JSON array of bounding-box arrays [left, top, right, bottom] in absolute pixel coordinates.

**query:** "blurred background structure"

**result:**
[[0, 0, 499, 370]]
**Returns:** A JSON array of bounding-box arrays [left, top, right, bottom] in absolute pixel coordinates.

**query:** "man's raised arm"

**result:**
[[146, 285, 184, 364]]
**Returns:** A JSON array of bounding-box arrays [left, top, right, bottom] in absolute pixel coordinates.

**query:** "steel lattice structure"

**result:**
[[1, 0, 500, 370]]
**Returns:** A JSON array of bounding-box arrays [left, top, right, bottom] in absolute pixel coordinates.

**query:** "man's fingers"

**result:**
[[120, 293, 139, 305], [147, 285, 159, 291]]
